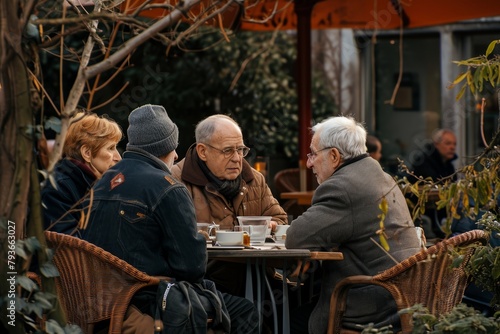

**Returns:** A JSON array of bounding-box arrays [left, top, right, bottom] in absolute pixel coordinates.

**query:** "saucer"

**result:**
[[207, 244, 244, 250]]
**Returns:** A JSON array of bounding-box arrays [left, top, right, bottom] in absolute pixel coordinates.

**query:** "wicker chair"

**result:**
[[44, 231, 163, 334], [327, 229, 489, 334]]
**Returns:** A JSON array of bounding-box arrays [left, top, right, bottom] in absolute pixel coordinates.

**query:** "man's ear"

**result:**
[[331, 147, 342, 168], [196, 143, 208, 162], [80, 145, 92, 163]]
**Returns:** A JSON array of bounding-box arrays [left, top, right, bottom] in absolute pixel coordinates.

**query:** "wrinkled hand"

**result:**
[[198, 230, 210, 241], [269, 220, 278, 232]]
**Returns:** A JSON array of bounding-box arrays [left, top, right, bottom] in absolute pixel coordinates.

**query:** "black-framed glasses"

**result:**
[[203, 143, 250, 158], [307, 147, 334, 160]]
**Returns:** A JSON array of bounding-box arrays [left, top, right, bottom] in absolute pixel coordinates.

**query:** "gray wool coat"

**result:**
[[286, 155, 421, 334]]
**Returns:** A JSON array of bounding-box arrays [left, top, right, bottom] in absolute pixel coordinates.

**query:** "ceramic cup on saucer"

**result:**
[[274, 225, 290, 242]]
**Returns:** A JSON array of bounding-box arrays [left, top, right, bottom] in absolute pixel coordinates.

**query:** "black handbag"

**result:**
[[154, 279, 231, 334]]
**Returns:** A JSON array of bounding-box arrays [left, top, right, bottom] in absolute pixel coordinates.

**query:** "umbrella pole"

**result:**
[[295, 0, 318, 191]]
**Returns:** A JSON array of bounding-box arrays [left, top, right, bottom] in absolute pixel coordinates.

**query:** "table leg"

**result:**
[[282, 259, 290, 334], [262, 261, 278, 334], [245, 259, 253, 301], [255, 259, 262, 331]]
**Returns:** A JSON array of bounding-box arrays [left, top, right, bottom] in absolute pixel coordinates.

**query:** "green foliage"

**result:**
[[2, 226, 79, 333], [399, 153, 500, 236], [115, 28, 336, 159], [403, 304, 500, 334], [466, 212, 500, 306], [450, 40, 500, 100], [359, 303, 500, 333]]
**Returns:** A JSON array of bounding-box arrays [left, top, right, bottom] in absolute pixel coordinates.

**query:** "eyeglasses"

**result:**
[[203, 143, 250, 158], [307, 147, 334, 160]]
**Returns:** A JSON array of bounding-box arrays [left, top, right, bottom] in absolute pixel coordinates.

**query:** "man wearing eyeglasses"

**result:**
[[286, 116, 421, 334], [171, 114, 287, 295]]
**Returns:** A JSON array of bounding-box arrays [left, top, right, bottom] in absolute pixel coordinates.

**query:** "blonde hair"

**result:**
[[64, 113, 122, 160]]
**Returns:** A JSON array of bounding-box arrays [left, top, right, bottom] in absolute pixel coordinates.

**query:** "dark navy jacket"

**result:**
[[411, 143, 457, 182], [41, 158, 96, 234], [81, 149, 207, 282]]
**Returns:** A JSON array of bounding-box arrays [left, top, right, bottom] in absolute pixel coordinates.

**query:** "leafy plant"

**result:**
[[360, 304, 500, 333], [449, 39, 500, 100], [465, 212, 500, 306], [0, 220, 79, 333], [401, 304, 500, 334], [388, 39, 500, 333]]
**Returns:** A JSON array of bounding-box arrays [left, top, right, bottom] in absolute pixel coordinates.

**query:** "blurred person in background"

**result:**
[[366, 134, 382, 162], [407, 129, 458, 239], [411, 129, 457, 182]]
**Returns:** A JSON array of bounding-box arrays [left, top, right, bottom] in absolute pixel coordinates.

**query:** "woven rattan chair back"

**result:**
[[274, 168, 301, 194], [45, 231, 162, 334], [327, 229, 489, 334]]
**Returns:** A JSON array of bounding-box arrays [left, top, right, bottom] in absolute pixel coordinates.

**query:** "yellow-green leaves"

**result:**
[[449, 40, 500, 100], [485, 39, 500, 58], [377, 197, 390, 251]]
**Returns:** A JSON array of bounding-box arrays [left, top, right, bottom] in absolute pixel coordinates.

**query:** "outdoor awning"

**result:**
[[241, 0, 500, 31]]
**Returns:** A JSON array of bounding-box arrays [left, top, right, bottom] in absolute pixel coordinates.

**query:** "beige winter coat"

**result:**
[[171, 145, 287, 230]]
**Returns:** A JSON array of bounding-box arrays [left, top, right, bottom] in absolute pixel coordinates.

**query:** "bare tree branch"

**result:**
[[84, 0, 201, 79]]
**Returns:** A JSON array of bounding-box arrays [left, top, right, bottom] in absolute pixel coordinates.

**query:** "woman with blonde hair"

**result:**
[[41, 112, 122, 234]]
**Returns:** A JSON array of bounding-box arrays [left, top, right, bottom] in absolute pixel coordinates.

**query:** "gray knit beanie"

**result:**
[[126, 104, 179, 157]]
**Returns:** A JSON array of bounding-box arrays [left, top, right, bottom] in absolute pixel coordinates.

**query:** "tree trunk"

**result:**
[[0, 0, 66, 330], [0, 0, 35, 330]]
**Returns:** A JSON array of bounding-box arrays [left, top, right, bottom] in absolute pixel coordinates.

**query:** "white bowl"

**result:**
[[216, 231, 244, 246]]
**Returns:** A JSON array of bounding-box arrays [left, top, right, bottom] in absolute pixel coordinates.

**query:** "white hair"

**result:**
[[311, 116, 367, 160]]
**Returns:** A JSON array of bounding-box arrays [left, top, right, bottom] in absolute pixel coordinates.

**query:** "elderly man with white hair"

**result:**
[[286, 116, 421, 334]]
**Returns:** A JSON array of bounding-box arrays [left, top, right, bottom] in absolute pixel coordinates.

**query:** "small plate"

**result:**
[[207, 245, 244, 250]]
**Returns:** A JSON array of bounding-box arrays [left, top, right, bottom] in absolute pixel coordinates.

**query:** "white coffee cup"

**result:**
[[216, 231, 244, 246], [274, 225, 290, 240]]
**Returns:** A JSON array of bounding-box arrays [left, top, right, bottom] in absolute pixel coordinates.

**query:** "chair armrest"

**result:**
[[327, 275, 405, 334]]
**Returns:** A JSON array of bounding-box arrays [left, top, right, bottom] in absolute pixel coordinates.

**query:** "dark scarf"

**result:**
[[196, 157, 242, 200], [69, 158, 97, 180]]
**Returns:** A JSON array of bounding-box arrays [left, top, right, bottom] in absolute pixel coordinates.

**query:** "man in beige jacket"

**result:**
[[171, 114, 287, 295]]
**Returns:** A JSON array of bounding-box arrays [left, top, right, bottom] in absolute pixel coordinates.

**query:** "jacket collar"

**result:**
[[335, 153, 370, 174], [123, 148, 172, 173], [67, 158, 96, 180], [427, 143, 458, 164], [58, 158, 96, 188], [180, 143, 254, 187]]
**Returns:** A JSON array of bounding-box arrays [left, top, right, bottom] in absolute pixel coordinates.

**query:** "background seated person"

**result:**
[[286, 116, 421, 334], [41, 112, 122, 235], [402, 128, 458, 239], [366, 134, 382, 162]]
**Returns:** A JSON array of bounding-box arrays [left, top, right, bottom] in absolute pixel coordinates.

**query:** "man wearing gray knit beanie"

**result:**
[[127, 104, 179, 158], [81, 105, 259, 333]]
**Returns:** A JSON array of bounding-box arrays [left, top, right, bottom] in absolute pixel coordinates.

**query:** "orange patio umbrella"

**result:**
[[242, 0, 500, 31]]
